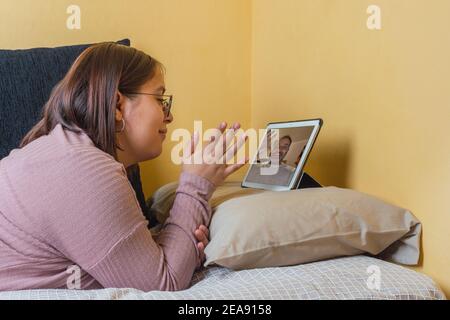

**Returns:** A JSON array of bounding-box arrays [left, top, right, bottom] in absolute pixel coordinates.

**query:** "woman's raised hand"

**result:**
[[181, 121, 248, 187]]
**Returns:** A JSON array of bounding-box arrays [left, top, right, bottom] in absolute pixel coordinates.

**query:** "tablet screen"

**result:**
[[242, 119, 322, 191]]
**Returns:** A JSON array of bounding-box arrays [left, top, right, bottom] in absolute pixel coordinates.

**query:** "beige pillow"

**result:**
[[147, 181, 265, 225], [149, 182, 421, 270]]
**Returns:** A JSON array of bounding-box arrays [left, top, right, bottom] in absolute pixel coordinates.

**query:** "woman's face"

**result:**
[[115, 69, 173, 167]]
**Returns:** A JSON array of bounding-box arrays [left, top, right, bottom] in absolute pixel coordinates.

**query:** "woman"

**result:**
[[0, 42, 247, 291]]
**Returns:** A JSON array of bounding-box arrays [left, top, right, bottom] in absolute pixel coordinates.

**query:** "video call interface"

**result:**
[[245, 126, 314, 187]]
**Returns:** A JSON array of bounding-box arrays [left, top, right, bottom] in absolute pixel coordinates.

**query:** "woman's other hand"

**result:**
[[194, 224, 209, 267]]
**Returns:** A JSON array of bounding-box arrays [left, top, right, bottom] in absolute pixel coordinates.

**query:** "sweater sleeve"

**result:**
[[87, 171, 216, 291]]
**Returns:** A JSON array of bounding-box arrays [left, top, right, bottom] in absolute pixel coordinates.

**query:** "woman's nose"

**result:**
[[165, 111, 174, 123]]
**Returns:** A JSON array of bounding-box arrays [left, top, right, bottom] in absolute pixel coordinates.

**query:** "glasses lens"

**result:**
[[165, 96, 172, 117], [161, 98, 168, 117]]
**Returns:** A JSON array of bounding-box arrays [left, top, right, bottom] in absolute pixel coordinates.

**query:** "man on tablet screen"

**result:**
[[245, 134, 297, 186]]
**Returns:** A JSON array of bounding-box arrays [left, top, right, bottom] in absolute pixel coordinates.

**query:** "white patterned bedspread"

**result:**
[[0, 256, 445, 300]]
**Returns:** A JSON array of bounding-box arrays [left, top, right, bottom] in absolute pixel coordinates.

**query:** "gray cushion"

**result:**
[[0, 39, 129, 158]]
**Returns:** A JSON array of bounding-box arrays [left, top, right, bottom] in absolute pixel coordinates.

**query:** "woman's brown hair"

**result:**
[[20, 42, 163, 168]]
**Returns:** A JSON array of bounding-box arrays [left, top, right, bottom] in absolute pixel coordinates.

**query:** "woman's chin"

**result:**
[[148, 146, 163, 159]]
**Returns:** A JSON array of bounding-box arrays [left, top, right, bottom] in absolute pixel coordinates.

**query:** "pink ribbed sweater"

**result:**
[[0, 124, 215, 292]]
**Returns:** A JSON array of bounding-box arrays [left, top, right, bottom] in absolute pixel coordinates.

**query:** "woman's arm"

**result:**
[[155, 172, 214, 270], [85, 171, 215, 291], [35, 143, 214, 291]]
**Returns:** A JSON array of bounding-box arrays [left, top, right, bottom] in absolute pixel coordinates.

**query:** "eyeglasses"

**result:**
[[127, 92, 173, 118]]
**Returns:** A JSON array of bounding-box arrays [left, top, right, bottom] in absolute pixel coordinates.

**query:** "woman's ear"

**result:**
[[115, 91, 124, 121], [115, 108, 123, 122]]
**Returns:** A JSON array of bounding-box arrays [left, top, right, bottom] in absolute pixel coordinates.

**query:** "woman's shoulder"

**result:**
[[2, 123, 126, 179], [55, 124, 127, 176], [0, 124, 137, 253]]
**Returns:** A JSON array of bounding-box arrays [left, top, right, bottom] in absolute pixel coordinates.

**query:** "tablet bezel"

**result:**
[[241, 118, 323, 191]]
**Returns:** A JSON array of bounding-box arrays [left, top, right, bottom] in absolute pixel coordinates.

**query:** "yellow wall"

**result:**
[[252, 0, 450, 295], [0, 0, 252, 194], [1, 0, 448, 296]]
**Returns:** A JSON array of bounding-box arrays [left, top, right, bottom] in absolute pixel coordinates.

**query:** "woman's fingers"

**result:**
[[194, 229, 205, 241], [231, 122, 241, 131], [206, 122, 226, 146], [225, 123, 241, 159], [214, 123, 240, 161], [204, 122, 227, 159], [224, 157, 249, 177], [191, 131, 200, 154], [197, 242, 205, 263], [222, 132, 247, 164], [199, 224, 209, 238], [196, 225, 209, 264], [194, 228, 209, 246], [182, 131, 200, 162], [195, 122, 242, 163], [195, 225, 209, 267]]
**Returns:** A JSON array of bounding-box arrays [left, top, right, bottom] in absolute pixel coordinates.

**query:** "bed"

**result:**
[[0, 255, 445, 300]]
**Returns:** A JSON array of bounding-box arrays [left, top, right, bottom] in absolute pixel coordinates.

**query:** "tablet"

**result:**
[[241, 118, 323, 191]]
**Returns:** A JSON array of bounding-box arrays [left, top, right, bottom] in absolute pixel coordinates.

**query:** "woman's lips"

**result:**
[[159, 129, 167, 138]]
